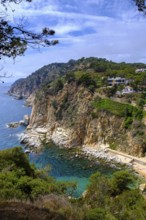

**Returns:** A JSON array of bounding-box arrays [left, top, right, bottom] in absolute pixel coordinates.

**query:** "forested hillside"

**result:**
[[8, 57, 146, 99]]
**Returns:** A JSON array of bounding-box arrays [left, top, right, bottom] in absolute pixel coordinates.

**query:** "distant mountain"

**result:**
[[8, 60, 76, 99]]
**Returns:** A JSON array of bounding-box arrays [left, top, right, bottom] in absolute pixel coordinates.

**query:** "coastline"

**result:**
[[82, 145, 146, 179], [20, 128, 146, 179], [19, 126, 146, 179]]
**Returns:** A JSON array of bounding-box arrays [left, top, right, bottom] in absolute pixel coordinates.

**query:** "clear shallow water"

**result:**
[[0, 84, 116, 197], [29, 145, 115, 197]]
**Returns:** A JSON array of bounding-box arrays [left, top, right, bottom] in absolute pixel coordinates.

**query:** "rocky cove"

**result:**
[[19, 126, 134, 166], [15, 80, 146, 179], [8, 58, 146, 181], [20, 80, 145, 153], [20, 125, 146, 179]]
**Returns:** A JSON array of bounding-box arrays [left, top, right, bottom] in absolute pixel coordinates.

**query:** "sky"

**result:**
[[1, 0, 146, 83]]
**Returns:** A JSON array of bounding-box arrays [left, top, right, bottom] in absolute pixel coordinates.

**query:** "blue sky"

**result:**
[[1, 0, 146, 82]]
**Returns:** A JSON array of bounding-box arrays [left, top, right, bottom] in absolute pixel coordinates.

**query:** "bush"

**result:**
[[0, 147, 35, 177], [77, 73, 97, 92], [84, 208, 106, 220], [0, 147, 76, 201], [124, 117, 133, 129], [109, 190, 146, 220], [110, 170, 135, 196], [52, 78, 64, 93], [109, 142, 117, 150], [65, 72, 76, 83]]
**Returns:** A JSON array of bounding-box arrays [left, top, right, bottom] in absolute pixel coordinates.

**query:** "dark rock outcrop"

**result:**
[[0, 201, 67, 220]]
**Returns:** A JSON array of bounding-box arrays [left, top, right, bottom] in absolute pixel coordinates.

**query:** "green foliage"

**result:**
[[84, 208, 107, 220], [123, 105, 143, 128], [137, 98, 146, 108], [9, 57, 146, 101], [109, 142, 118, 150], [77, 73, 97, 92], [86, 172, 110, 207], [92, 98, 142, 120], [109, 189, 146, 220], [86, 170, 137, 200], [65, 71, 76, 83], [102, 86, 118, 97], [0, 147, 35, 177], [83, 170, 146, 220], [0, 2, 58, 59], [124, 117, 133, 129], [52, 78, 64, 93], [110, 170, 135, 196], [0, 147, 76, 201], [1, 148, 146, 220], [135, 0, 146, 12]]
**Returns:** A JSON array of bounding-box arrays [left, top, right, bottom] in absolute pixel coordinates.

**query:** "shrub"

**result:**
[[52, 78, 64, 93], [77, 73, 97, 92], [124, 117, 133, 129], [65, 72, 76, 83], [0, 147, 76, 201], [110, 170, 135, 196], [84, 208, 106, 220], [109, 142, 117, 150]]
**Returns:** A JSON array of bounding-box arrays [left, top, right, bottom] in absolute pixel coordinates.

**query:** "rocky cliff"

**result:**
[[21, 79, 146, 157], [9, 57, 146, 156]]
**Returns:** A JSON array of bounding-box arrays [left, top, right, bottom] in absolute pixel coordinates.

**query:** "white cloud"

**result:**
[[1, 0, 146, 83]]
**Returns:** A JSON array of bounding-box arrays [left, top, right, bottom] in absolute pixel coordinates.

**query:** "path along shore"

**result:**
[[82, 145, 146, 179]]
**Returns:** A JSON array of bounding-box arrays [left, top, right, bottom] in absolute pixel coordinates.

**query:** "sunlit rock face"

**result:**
[[21, 81, 146, 157], [9, 58, 146, 156]]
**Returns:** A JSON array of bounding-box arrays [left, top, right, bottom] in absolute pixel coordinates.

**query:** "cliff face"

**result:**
[[11, 57, 146, 156], [21, 81, 146, 157]]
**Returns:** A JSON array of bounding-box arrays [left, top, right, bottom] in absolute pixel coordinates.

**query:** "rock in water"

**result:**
[[7, 122, 20, 128]]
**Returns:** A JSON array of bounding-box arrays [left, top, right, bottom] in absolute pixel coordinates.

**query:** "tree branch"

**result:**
[[0, 0, 58, 59]]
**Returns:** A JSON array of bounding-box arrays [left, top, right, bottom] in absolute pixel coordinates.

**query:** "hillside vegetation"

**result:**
[[0, 147, 146, 219], [0, 147, 76, 201], [8, 57, 146, 99]]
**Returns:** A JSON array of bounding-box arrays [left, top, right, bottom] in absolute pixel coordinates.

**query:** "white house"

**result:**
[[108, 77, 130, 86], [135, 68, 146, 73], [116, 86, 135, 95]]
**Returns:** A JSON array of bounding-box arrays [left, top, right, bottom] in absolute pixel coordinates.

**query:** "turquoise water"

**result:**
[[0, 84, 116, 197], [29, 145, 115, 197]]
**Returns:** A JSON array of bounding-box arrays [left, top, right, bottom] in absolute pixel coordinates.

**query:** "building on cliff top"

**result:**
[[108, 77, 131, 86], [116, 86, 135, 95], [135, 68, 146, 73]]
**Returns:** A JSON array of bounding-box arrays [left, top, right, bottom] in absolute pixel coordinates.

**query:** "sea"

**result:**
[[0, 83, 116, 197]]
